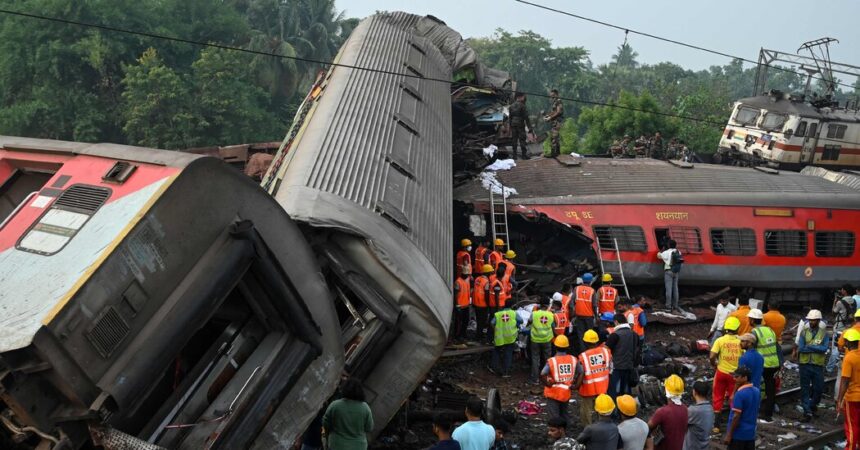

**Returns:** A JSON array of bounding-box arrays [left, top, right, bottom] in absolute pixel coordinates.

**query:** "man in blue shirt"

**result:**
[[737, 333, 763, 388], [453, 397, 495, 450], [723, 366, 760, 450], [430, 413, 462, 450]]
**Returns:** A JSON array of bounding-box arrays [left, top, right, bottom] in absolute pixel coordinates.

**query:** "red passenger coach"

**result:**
[[454, 158, 860, 301]]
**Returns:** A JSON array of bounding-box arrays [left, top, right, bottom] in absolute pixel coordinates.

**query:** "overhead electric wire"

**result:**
[[514, 0, 860, 92]]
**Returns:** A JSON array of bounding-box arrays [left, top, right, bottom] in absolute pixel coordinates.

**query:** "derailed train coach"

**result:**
[[0, 11, 497, 450]]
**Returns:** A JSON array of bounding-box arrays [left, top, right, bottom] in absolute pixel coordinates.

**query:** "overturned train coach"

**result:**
[[0, 10, 478, 450], [455, 157, 860, 304]]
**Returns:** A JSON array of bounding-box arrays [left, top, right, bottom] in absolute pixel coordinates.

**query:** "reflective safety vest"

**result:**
[[752, 325, 780, 369], [626, 306, 645, 337], [473, 245, 488, 274], [489, 250, 503, 268], [530, 310, 555, 343], [578, 346, 612, 397], [494, 309, 518, 346], [597, 286, 617, 314], [456, 250, 471, 274], [544, 354, 576, 402], [454, 278, 471, 308], [799, 327, 827, 366], [489, 275, 508, 307], [473, 276, 490, 308], [554, 312, 569, 336], [574, 285, 596, 317]]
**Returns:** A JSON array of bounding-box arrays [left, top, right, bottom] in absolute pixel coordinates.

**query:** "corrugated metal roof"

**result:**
[[454, 157, 860, 209], [801, 166, 860, 191]]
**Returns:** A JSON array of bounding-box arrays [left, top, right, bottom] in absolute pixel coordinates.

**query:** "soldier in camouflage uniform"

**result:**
[[508, 92, 533, 160], [547, 417, 584, 450], [544, 89, 565, 157]]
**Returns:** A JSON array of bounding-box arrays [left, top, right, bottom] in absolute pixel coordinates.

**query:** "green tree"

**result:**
[[576, 91, 676, 154]]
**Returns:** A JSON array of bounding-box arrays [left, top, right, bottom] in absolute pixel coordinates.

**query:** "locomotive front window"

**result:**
[[795, 121, 807, 138], [761, 113, 787, 130], [734, 107, 759, 125]]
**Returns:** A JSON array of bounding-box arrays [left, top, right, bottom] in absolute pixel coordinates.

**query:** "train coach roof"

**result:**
[[453, 157, 860, 209], [0, 135, 201, 167], [736, 95, 822, 118]]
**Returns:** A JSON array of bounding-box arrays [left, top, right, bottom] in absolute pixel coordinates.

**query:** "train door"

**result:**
[[800, 121, 819, 164]]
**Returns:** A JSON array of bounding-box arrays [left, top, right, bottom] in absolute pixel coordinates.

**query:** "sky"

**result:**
[[335, 0, 860, 73]]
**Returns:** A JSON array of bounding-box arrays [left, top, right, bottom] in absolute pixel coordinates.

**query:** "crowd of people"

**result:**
[[607, 134, 695, 162]]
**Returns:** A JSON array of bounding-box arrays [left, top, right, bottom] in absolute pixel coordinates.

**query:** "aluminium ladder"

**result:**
[[489, 183, 509, 251], [597, 238, 631, 300]]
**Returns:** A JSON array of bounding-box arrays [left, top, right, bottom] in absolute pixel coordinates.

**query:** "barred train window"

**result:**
[[711, 228, 757, 256], [827, 124, 847, 139], [592, 226, 647, 252], [815, 231, 855, 257], [668, 226, 703, 254], [764, 230, 807, 256]]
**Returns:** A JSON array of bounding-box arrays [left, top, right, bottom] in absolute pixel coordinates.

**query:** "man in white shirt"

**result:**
[[657, 239, 682, 312], [708, 296, 738, 345]]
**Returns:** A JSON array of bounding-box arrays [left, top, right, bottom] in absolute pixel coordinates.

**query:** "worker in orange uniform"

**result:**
[[578, 329, 612, 426], [597, 274, 618, 315], [836, 328, 860, 450], [473, 264, 493, 344], [452, 271, 472, 342], [624, 297, 647, 346], [763, 300, 787, 343], [710, 316, 742, 430], [489, 238, 505, 269], [489, 265, 509, 310], [498, 250, 517, 301], [552, 293, 570, 336], [570, 273, 597, 355], [541, 335, 581, 423], [727, 293, 752, 336], [456, 238, 472, 277], [472, 239, 489, 275]]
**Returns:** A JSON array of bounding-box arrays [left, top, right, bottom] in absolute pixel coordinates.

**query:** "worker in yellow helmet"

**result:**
[[648, 374, 688, 450], [489, 238, 505, 268], [541, 334, 580, 423], [577, 394, 622, 448], [498, 250, 518, 304], [456, 238, 472, 277], [577, 329, 612, 426], [837, 328, 860, 450], [710, 316, 741, 428], [617, 394, 652, 450]]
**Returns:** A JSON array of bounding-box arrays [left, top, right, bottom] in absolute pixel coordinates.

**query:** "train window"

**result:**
[[667, 226, 703, 254], [761, 113, 787, 130], [815, 231, 855, 257], [795, 121, 807, 138], [822, 145, 841, 161], [764, 230, 807, 257], [734, 107, 759, 125], [827, 124, 847, 139], [711, 228, 757, 256], [592, 226, 647, 252]]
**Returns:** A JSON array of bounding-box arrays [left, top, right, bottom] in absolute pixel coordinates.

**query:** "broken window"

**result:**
[[592, 226, 647, 252], [764, 230, 807, 256], [815, 231, 855, 257], [711, 228, 757, 256]]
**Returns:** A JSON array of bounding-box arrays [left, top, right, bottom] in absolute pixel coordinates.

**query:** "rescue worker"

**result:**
[[452, 271, 472, 342], [762, 300, 786, 344], [473, 264, 493, 344], [578, 329, 612, 426], [722, 366, 759, 450], [797, 309, 829, 422], [748, 308, 779, 423], [710, 316, 741, 427], [528, 297, 555, 384], [552, 294, 570, 336], [473, 239, 490, 276], [836, 310, 860, 401], [727, 294, 752, 336], [624, 297, 647, 347], [597, 312, 616, 343], [508, 92, 533, 160], [597, 274, 618, 315], [836, 328, 860, 450], [490, 302, 522, 377], [577, 394, 622, 450], [498, 250, 517, 302], [489, 265, 508, 311], [489, 239, 505, 269], [606, 314, 638, 399], [648, 375, 688, 450], [542, 335, 580, 422], [544, 89, 564, 157], [456, 238, 472, 277], [617, 394, 652, 450], [571, 273, 598, 355]]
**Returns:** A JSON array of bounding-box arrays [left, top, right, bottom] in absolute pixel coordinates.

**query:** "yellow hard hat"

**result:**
[[616, 394, 637, 416], [553, 335, 569, 348], [602, 273, 613, 283], [845, 328, 860, 342], [505, 250, 516, 259], [482, 264, 495, 274], [854, 309, 860, 318], [583, 329, 599, 344], [594, 394, 615, 415], [724, 316, 741, 332], [461, 238, 472, 247], [665, 374, 685, 396], [494, 238, 505, 246]]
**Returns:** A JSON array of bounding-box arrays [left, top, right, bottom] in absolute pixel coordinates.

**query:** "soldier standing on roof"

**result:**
[[509, 92, 533, 160], [544, 89, 564, 157]]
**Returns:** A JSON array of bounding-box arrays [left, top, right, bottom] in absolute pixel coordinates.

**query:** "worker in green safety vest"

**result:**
[[748, 308, 780, 423], [797, 309, 830, 422], [528, 298, 555, 385], [490, 304, 522, 377]]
